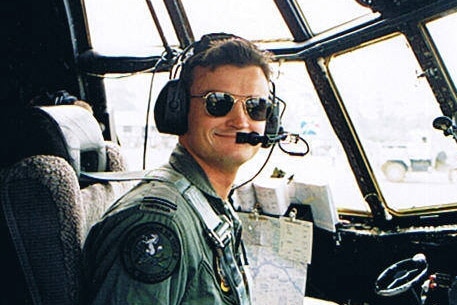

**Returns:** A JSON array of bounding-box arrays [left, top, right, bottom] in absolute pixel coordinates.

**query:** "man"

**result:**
[[82, 33, 274, 305]]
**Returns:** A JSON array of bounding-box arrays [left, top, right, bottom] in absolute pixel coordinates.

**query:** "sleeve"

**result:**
[[82, 180, 220, 305], [83, 206, 190, 305]]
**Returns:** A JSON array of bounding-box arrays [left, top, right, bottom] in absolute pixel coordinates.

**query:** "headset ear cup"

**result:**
[[154, 79, 189, 135]]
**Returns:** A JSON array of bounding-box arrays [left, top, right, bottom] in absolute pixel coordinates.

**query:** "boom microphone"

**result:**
[[236, 132, 286, 146]]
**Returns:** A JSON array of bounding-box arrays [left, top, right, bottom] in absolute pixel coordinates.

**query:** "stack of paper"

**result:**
[[253, 178, 290, 215], [293, 182, 339, 232]]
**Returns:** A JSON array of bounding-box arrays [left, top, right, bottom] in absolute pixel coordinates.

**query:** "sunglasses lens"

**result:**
[[205, 92, 234, 117], [204, 92, 272, 121], [245, 98, 270, 121]]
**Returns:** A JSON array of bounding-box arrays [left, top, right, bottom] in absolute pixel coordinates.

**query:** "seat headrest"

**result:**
[[3, 105, 106, 176]]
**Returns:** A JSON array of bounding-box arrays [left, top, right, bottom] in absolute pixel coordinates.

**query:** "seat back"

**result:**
[[4, 105, 107, 177], [0, 105, 133, 305]]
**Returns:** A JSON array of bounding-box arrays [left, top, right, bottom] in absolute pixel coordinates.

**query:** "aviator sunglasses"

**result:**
[[190, 92, 273, 121]]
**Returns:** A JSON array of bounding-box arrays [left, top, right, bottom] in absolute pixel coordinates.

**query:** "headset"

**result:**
[[153, 33, 282, 147]]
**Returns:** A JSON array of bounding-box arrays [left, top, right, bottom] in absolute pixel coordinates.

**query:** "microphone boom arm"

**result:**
[[236, 131, 309, 156]]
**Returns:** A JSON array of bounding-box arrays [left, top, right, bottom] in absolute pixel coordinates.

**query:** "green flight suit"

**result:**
[[82, 144, 250, 305]]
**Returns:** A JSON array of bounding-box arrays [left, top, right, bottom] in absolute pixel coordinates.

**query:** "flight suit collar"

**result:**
[[168, 143, 220, 200], [168, 144, 242, 236]]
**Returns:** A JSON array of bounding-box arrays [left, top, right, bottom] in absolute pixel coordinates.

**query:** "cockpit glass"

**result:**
[[180, 0, 292, 41], [426, 11, 457, 88], [295, 0, 376, 34], [83, 0, 457, 215], [329, 34, 457, 212], [84, 0, 178, 55]]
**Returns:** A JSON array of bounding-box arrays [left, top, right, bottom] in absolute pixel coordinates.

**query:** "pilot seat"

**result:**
[[0, 104, 134, 305]]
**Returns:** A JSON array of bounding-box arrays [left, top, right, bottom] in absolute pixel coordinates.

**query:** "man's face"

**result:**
[[179, 64, 269, 171]]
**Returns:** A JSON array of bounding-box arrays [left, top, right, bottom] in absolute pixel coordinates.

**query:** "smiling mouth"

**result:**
[[216, 133, 236, 138], [214, 131, 239, 138]]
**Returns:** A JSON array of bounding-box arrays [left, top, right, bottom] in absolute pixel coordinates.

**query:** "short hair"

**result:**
[[180, 34, 272, 91]]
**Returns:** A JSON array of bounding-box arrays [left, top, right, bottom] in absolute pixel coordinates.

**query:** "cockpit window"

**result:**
[[426, 11, 457, 88], [84, 0, 178, 55], [295, 0, 376, 34], [180, 0, 292, 41], [329, 34, 457, 212], [81, 1, 457, 216]]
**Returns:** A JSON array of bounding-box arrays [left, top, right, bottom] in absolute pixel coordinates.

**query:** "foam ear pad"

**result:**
[[154, 79, 189, 135]]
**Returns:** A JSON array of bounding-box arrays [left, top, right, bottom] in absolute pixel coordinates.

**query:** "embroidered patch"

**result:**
[[121, 222, 181, 283]]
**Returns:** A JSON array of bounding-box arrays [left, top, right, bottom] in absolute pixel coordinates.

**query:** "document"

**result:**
[[293, 182, 339, 232], [253, 178, 290, 215], [239, 212, 313, 305], [279, 216, 313, 264]]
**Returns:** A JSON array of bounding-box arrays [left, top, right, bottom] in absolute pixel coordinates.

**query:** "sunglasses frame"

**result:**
[[190, 91, 273, 121]]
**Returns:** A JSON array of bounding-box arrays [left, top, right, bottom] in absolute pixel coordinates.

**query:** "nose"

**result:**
[[226, 99, 250, 128]]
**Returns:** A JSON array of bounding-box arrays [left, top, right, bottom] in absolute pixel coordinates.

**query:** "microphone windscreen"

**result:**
[[235, 132, 263, 145], [236, 132, 250, 143]]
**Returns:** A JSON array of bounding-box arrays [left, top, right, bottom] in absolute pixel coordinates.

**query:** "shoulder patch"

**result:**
[[121, 222, 181, 284]]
